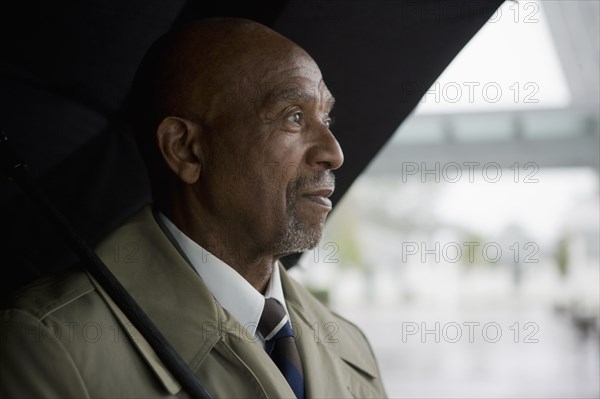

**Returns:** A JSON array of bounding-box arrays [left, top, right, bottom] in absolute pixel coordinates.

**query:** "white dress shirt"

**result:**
[[157, 212, 288, 341]]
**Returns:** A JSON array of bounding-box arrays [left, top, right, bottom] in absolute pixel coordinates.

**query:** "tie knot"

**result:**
[[258, 298, 290, 341]]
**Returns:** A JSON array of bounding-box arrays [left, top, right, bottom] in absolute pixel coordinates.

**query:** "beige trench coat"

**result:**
[[0, 206, 387, 398]]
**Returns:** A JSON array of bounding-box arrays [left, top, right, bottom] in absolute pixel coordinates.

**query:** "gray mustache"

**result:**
[[294, 170, 335, 193]]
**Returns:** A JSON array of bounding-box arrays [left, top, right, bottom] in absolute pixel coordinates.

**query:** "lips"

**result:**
[[301, 187, 334, 209]]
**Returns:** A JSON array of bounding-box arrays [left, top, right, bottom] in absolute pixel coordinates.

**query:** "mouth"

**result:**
[[301, 188, 334, 210]]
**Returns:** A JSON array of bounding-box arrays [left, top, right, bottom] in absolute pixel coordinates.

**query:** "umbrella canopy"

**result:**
[[0, 0, 503, 293]]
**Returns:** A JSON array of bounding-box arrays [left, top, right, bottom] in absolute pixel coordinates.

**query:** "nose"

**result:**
[[306, 124, 344, 171]]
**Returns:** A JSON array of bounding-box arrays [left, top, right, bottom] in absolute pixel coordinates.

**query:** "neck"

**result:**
[[162, 198, 277, 294]]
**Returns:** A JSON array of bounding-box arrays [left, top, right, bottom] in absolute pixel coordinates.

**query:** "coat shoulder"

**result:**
[[0, 268, 97, 398], [0, 267, 167, 398], [2, 267, 95, 321]]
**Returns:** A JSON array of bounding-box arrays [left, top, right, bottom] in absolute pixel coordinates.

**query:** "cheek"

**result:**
[[226, 156, 287, 215], [279, 162, 303, 182], [238, 162, 299, 227], [220, 126, 306, 210], [265, 134, 306, 180]]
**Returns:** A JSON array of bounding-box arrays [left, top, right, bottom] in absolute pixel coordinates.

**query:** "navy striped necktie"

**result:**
[[258, 298, 305, 399]]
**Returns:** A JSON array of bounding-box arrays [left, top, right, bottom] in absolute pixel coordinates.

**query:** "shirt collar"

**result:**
[[157, 212, 287, 337]]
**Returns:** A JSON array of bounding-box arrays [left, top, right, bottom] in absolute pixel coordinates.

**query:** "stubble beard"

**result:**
[[273, 171, 335, 257]]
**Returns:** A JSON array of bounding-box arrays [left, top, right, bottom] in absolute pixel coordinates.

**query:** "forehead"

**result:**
[[263, 78, 334, 108], [207, 46, 334, 113], [256, 58, 334, 109]]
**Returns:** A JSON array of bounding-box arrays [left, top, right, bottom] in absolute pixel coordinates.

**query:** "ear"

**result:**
[[156, 116, 203, 184]]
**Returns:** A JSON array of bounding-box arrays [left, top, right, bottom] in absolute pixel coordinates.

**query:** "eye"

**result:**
[[287, 112, 303, 125]]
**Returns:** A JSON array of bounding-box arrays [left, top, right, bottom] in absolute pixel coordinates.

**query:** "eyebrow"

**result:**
[[264, 87, 335, 111]]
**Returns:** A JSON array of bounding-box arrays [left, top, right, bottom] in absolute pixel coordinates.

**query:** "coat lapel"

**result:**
[[280, 264, 383, 399], [215, 308, 297, 398]]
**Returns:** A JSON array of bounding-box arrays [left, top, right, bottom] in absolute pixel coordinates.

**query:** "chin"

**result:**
[[273, 218, 324, 255]]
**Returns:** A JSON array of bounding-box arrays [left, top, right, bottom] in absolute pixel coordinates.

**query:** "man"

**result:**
[[0, 18, 387, 398]]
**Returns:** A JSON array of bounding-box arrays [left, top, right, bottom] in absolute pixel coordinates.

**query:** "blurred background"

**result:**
[[289, 1, 600, 397]]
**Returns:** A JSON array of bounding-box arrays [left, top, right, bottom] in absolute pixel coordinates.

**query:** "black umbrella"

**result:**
[[0, 0, 503, 292]]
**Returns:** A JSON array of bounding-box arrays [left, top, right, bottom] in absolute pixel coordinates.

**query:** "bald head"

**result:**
[[130, 18, 326, 202], [131, 18, 315, 132]]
